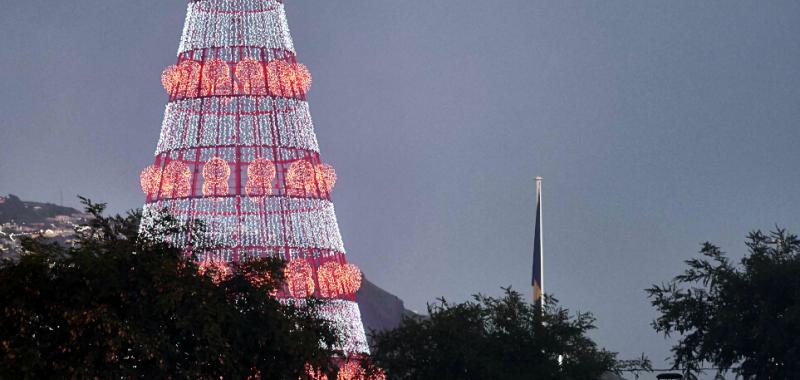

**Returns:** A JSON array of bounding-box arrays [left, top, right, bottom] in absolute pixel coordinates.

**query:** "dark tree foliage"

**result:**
[[0, 198, 337, 379], [370, 288, 642, 380], [647, 229, 800, 379]]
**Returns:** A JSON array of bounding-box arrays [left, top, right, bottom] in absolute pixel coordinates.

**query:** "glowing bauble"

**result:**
[[317, 261, 343, 298], [139, 164, 162, 195], [290, 63, 313, 94], [245, 270, 278, 296], [284, 259, 315, 298], [169, 180, 192, 198], [315, 163, 337, 193], [162, 161, 192, 198], [247, 158, 276, 180], [246, 159, 275, 200], [161, 64, 181, 96], [162, 161, 190, 181], [236, 57, 266, 95], [286, 160, 316, 193], [246, 179, 272, 199], [339, 263, 362, 295], [266, 60, 291, 97], [178, 60, 201, 97], [266, 60, 313, 97], [202, 157, 231, 183], [202, 181, 229, 198], [302, 364, 328, 380], [198, 257, 231, 284], [202, 58, 231, 96], [337, 361, 365, 380]]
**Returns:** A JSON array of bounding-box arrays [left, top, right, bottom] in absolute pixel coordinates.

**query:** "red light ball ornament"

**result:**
[[339, 263, 362, 295], [179, 60, 201, 97], [139, 164, 162, 195], [286, 160, 316, 194], [291, 63, 312, 94], [246, 158, 275, 200], [315, 163, 337, 193], [266, 60, 312, 97], [317, 261, 342, 298], [236, 57, 266, 95], [246, 179, 272, 199], [284, 258, 315, 298], [266, 60, 291, 97], [161, 65, 181, 96], [247, 158, 276, 180], [198, 257, 231, 284], [202, 181, 229, 198], [202, 157, 231, 183], [202, 58, 231, 96], [337, 361, 365, 380], [162, 161, 191, 198]]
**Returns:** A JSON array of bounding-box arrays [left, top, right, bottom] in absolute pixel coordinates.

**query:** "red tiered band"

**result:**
[[162, 56, 311, 101], [140, 155, 336, 202], [194, 251, 361, 301]]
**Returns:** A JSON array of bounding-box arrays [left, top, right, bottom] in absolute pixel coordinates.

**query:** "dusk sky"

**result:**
[[1, 0, 799, 372]]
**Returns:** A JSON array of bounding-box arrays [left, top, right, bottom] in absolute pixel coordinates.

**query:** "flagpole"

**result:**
[[533, 176, 544, 306], [538, 176, 543, 306]]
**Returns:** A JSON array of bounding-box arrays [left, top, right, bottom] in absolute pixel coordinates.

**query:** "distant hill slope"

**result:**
[[0, 194, 412, 337], [0, 194, 84, 224], [357, 275, 416, 336]]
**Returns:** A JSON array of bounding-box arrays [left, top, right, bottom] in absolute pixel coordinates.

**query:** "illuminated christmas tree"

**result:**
[[138, 0, 371, 364]]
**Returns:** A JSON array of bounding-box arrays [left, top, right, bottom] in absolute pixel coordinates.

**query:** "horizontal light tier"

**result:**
[[161, 58, 311, 101], [142, 196, 345, 253], [177, 46, 294, 64], [285, 299, 370, 355], [143, 152, 335, 201], [189, 0, 284, 13], [194, 251, 361, 301], [187, 246, 344, 264], [157, 97, 319, 154], [179, 0, 294, 54]]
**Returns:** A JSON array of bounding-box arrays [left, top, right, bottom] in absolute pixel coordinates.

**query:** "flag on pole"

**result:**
[[532, 177, 544, 306]]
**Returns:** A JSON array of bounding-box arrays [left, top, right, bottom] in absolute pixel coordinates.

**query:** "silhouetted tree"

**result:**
[[0, 198, 337, 379], [647, 229, 800, 379], [371, 288, 643, 380]]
